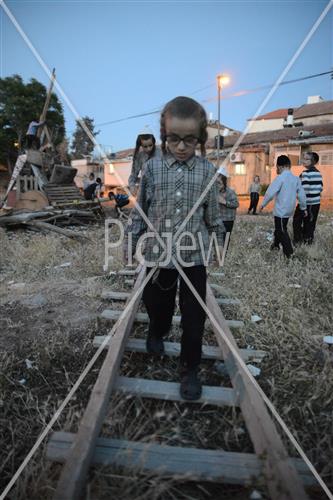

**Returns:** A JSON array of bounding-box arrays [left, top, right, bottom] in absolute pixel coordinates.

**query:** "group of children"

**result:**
[[260, 152, 323, 258], [124, 96, 323, 401]]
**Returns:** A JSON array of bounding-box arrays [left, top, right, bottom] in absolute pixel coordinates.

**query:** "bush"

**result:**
[[260, 183, 269, 195]]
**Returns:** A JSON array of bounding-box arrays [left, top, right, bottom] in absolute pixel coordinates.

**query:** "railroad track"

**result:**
[[47, 265, 315, 499]]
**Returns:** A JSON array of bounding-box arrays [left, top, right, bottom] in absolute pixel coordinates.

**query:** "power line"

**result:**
[[202, 69, 333, 103], [67, 70, 332, 133]]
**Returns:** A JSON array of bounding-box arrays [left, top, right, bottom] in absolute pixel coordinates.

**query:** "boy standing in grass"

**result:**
[[293, 152, 323, 245], [260, 155, 306, 258]]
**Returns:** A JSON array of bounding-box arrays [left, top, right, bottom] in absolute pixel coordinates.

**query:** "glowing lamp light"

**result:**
[[217, 74, 230, 88]]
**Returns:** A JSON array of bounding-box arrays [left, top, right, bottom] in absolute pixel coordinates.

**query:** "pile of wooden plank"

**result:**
[[0, 207, 102, 239]]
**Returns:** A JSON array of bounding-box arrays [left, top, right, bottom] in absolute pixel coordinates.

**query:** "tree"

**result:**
[[56, 138, 71, 164], [71, 116, 99, 159], [0, 74, 65, 169]]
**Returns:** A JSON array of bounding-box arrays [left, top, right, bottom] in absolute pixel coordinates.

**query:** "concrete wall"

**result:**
[[247, 118, 285, 133], [226, 151, 270, 194], [72, 160, 104, 189], [104, 159, 132, 189], [297, 114, 333, 127]]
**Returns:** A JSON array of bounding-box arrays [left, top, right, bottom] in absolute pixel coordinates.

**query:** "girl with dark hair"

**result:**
[[124, 96, 225, 401], [217, 166, 239, 241], [128, 127, 160, 195]]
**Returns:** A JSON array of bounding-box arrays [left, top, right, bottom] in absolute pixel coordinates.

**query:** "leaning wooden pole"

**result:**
[[206, 284, 309, 500], [53, 265, 146, 500], [37, 68, 56, 139]]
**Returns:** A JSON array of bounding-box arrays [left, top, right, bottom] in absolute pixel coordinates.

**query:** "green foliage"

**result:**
[[260, 183, 269, 195], [0, 74, 65, 166], [71, 116, 99, 159]]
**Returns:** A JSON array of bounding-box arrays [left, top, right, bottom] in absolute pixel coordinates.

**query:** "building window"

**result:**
[[234, 163, 246, 175], [320, 152, 333, 165], [109, 163, 114, 174]]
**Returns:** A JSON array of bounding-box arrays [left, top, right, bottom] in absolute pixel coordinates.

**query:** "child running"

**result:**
[[124, 96, 225, 401], [128, 127, 161, 195], [248, 175, 260, 215], [260, 155, 306, 258], [293, 152, 323, 245]]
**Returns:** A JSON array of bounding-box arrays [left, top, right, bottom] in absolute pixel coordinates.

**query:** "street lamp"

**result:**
[[216, 73, 230, 167]]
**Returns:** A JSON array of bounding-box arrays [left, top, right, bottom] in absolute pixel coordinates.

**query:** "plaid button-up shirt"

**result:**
[[218, 186, 239, 221], [124, 153, 225, 268], [128, 147, 162, 192]]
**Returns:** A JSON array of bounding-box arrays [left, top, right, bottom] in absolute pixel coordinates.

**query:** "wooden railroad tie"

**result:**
[[101, 290, 241, 305], [47, 266, 313, 500], [100, 309, 244, 330]]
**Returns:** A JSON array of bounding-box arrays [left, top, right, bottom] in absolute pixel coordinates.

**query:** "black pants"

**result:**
[[293, 204, 320, 245], [143, 266, 206, 368], [273, 217, 293, 257], [222, 220, 234, 251], [248, 192, 259, 214], [292, 205, 304, 245], [26, 134, 40, 150]]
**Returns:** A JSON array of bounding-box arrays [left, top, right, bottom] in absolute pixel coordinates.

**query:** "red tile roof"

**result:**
[[249, 109, 289, 121], [249, 100, 333, 121], [206, 122, 333, 149], [114, 148, 134, 159], [294, 100, 333, 118]]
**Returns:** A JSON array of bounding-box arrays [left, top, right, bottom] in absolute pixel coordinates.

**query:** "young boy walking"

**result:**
[[293, 152, 323, 245], [124, 96, 225, 401], [260, 155, 306, 258]]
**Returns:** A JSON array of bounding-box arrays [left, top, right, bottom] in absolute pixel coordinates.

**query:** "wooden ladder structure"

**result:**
[[47, 266, 314, 499]]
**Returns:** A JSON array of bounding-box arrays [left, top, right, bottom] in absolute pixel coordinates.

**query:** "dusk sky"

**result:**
[[1, 0, 332, 154]]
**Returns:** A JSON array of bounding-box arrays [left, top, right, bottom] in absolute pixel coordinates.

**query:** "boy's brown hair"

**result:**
[[160, 96, 208, 156]]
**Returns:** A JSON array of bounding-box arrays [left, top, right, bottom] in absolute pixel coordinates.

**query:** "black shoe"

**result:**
[[180, 367, 202, 401], [146, 335, 164, 355], [270, 243, 280, 251]]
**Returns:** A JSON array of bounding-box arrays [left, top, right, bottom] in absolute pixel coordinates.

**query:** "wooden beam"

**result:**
[[53, 266, 146, 500], [206, 284, 309, 500], [25, 221, 89, 240], [30, 164, 48, 189], [115, 376, 237, 407], [101, 309, 244, 330], [47, 432, 315, 486], [101, 290, 240, 305], [93, 337, 267, 364], [118, 269, 137, 276], [38, 68, 56, 140]]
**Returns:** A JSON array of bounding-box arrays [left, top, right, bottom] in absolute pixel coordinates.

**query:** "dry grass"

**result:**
[[0, 211, 332, 499]]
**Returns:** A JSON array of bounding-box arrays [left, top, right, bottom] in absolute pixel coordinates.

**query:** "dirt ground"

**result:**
[[0, 208, 333, 499]]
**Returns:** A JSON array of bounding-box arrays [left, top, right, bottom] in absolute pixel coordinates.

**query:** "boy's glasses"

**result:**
[[166, 134, 199, 147]]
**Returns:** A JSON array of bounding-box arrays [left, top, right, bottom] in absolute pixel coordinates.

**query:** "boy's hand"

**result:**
[[219, 194, 226, 205]]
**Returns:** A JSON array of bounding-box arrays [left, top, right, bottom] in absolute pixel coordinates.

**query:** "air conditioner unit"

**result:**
[[230, 152, 243, 163]]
